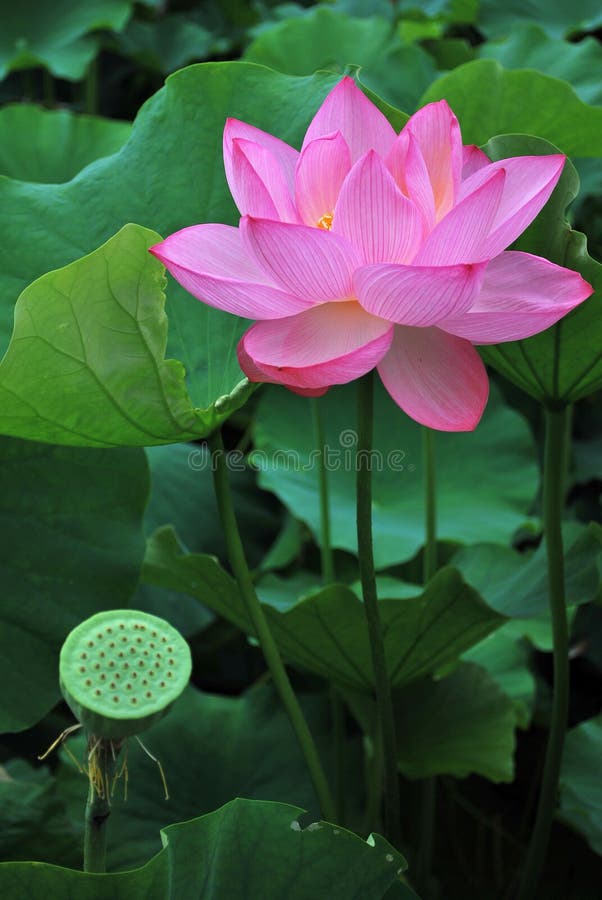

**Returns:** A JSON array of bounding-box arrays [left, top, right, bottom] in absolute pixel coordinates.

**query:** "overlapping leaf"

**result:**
[[421, 60, 602, 157], [0, 64, 341, 421], [244, 7, 435, 113], [142, 527, 502, 691]]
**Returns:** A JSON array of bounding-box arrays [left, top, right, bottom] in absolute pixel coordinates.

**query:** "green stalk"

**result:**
[[422, 426, 437, 584], [311, 397, 335, 584], [516, 405, 571, 899], [208, 429, 336, 822], [83, 736, 119, 873], [416, 426, 438, 895], [311, 397, 346, 822], [356, 371, 401, 847]]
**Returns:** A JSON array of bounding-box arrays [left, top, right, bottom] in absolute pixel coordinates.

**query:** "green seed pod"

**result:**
[[59, 609, 192, 739]]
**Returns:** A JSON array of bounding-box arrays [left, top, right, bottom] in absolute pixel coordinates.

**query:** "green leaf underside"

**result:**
[[0, 798, 408, 900], [0, 64, 343, 421], [0, 436, 147, 732], [0, 225, 240, 447], [143, 526, 503, 691], [253, 380, 537, 568]]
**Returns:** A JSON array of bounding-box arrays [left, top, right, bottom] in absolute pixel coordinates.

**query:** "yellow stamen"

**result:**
[[317, 212, 333, 230]]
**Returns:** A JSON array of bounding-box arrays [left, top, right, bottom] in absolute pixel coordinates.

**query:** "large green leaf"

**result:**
[[0, 64, 341, 412], [143, 527, 502, 691], [0, 225, 251, 447], [253, 380, 537, 568], [0, 436, 147, 733], [462, 630, 536, 728], [244, 8, 435, 113], [393, 664, 518, 781], [114, 14, 216, 73], [0, 799, 410, 899], [451, 523, 602, 618], [476, 0, 602, 39], [560, 715, 602, 855], [345, 662, 519, 781], [0, 105, 131, 183], [477, 25, 602, 105], [477, 136, 602, 404], [0, 760, 79, 866], [421, 60, 602, 157], [57, 686, 338, 869], [0, 0, 133, 80]]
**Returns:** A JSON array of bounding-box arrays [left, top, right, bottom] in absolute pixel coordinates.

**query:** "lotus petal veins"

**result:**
[[151, 78, 593, 431]]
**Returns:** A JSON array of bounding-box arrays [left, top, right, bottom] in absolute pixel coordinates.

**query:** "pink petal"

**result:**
[[333, 150, 426, 264], [386, 131, 436, 230], [439, 251, 593, 344], [378, 326, 489, 431], [302, 76, 396, 163], [227, 139, 299, 222], [224, 117, 298, 192], [354, 261, 487, 326], [241, 216, 360, 303], [239, 301, 393, 389], [458, 154, 565, 258], [462, 145, 490, 180], [414, 169, 505, 266], [295, 131, 352, 227], [405, 100, 463, 221], [237, 341, 329, 397], [150, 224, 313, 319]]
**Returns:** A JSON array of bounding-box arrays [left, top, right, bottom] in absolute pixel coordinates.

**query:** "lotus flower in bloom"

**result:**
[[151, 78, 592, 431]]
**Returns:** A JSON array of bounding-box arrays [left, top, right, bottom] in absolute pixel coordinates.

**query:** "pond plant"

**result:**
[[1, 2, 602, 899]]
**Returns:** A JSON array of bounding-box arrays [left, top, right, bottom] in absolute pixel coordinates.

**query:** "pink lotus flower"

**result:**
[[151, 77, 592, 431]]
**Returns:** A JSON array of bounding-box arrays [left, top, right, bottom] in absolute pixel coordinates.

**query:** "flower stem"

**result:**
[[208, 428, 336, 822], [422, 426, 437, 585], [311, 397, 346, 823], [311, 397, 336, 585], [416, 426, 438, 895], [356, 371, 401, 847], [516, 404, 570, 900], [83, 736, 119, 873]]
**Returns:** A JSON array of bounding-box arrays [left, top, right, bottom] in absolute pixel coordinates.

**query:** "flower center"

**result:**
[[317, 212, 333, 230]]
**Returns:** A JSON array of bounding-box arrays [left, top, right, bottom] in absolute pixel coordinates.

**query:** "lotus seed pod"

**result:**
[[59, 609, 192, 739]]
